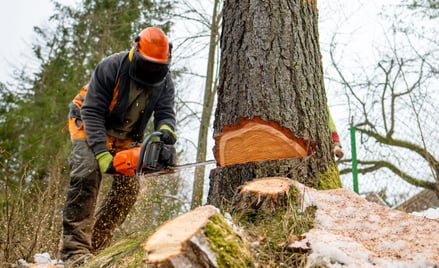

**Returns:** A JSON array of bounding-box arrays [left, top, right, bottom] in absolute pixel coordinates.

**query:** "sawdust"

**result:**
[[290, 181, 439, 267]]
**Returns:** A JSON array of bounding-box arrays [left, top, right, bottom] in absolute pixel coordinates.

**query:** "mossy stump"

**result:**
[[141, 205, 253, 268]]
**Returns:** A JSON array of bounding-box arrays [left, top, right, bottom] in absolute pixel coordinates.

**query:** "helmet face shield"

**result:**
[[129, 48, 169, 86]]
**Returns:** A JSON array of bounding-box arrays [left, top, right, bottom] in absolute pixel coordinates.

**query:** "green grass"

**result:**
[[233, 188, 317, 268]]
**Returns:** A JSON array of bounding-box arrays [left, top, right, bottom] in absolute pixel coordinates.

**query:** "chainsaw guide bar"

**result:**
[[138, 159, 216, 178]]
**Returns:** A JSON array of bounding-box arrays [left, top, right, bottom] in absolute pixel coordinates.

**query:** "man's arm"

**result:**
[[81, 55, 120, 155], [154, 73, 176, 131], [153, 73, 177, 145]]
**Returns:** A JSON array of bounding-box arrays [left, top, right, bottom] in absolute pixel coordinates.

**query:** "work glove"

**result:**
[[159, 124, 177, 145], [333, 142, 344, 159], [96, 151, 114, 174]]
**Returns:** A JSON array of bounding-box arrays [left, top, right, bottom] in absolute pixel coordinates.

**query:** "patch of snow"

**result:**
[[18, 252, 63, 268], [411, 207, 439, 220], [340, 206, 356, 217], [289, 181, 439, 267], [34, 253, 56, 264], [295, 229, 375, 268]]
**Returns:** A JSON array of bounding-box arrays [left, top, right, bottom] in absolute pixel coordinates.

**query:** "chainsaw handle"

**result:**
[[136, 131, 163, 174]]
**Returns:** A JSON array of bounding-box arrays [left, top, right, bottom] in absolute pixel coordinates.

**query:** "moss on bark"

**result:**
[[204, 214, 254, 268], [318, 163, 342, 190]]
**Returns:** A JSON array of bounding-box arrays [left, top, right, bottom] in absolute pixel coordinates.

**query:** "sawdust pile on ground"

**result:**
[[290, 181, 439, 267]]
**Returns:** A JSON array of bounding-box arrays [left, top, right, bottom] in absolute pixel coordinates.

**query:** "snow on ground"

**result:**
[[412, 207, 439, 220], [290, 181, 439, 268], [18, 252, 62, 267]]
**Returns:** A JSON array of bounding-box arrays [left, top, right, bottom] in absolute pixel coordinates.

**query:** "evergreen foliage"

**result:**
[[0, 0, 175, 264]]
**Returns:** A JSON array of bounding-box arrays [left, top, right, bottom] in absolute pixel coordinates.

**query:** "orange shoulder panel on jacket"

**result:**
[[72, 84, 89, 109], [68, 117, 86, 141], [109, 79, 120, 112]]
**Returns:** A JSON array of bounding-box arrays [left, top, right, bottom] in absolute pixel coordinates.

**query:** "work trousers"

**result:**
[[59, 139, 140, 261]]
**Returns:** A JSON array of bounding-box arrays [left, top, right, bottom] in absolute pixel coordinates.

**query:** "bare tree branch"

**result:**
[[340, 160, 437, 191]]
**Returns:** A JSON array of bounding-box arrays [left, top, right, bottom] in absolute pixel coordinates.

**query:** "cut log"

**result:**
[[141, 205, 253, 267], [232, 177, 297, 217], [142, 205, 218, 267], [214, 117, 311, 167]]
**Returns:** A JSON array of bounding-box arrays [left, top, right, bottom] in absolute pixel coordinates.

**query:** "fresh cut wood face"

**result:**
[[214, 117, 311, 167], [142, 206, 219, 264]]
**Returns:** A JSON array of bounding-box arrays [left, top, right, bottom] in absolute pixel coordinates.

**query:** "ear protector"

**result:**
[[129, 46, 135, 62]]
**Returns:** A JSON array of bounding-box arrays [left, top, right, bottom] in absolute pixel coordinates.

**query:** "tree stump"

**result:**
[[208, 157, 317, 208], [232, 177, 297, 218], [141, 205, 253, 267]]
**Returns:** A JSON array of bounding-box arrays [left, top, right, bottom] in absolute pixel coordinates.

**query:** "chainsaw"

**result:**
[[112, 131, 215, 176]]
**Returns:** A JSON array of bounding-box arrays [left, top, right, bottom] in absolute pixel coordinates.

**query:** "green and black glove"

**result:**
[[159, 124, 177, 145], [96, 151, 114, 174]]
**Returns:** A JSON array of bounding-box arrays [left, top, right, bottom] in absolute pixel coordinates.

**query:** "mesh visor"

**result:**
[[129, 49, 169, 86]]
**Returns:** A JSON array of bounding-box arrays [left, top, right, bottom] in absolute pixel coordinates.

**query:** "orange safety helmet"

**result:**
[[129, 27, 171, 85], [137, 27, 171, 64]]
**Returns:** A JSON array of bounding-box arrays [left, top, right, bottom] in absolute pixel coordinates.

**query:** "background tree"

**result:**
[[326, 0, 438, 204], [403, 0, 439, 18], [0, 0, 175, 264], [190, 0, 222, 208], [208, 0, 341, 207], [166, 0, 223, 208]]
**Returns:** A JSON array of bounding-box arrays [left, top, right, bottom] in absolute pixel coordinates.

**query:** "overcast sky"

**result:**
[[0, 0, 77, 84], [0, 0, 50, 83]]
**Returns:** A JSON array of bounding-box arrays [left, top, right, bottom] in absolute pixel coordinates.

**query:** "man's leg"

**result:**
[[91, 175, 140, 252], [60, 139, 101, 262]]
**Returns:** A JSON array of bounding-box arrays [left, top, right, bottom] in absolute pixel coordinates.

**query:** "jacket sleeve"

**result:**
[[81, 54, 120, 155], [153, 73, 176, 131]]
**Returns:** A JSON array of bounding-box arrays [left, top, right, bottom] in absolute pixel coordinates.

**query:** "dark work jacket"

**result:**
[[80, 51, 176, 156]]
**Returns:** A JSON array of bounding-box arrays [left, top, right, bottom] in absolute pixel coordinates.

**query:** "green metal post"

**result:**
[[350, 126, 359, 194]]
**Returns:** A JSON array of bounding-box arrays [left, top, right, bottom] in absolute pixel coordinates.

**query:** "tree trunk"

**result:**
[[208, 0, 337, 208]]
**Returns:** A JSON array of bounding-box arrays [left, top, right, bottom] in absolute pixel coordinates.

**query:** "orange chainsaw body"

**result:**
[[112, 146, 141, 176], [112, 132, 177, 176]]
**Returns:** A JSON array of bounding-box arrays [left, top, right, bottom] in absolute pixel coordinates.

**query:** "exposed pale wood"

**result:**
[[214, 118, 310, 167], [141, 205, 219, 267], [239, 177, 294, 194], [232, 177, 296, 216]]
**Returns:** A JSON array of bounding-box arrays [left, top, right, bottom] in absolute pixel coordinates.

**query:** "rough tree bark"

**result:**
[[208, 0, 339, 207]]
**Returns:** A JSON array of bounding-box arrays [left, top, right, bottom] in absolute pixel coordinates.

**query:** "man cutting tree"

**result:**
[[60, 26, 177, 267]]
